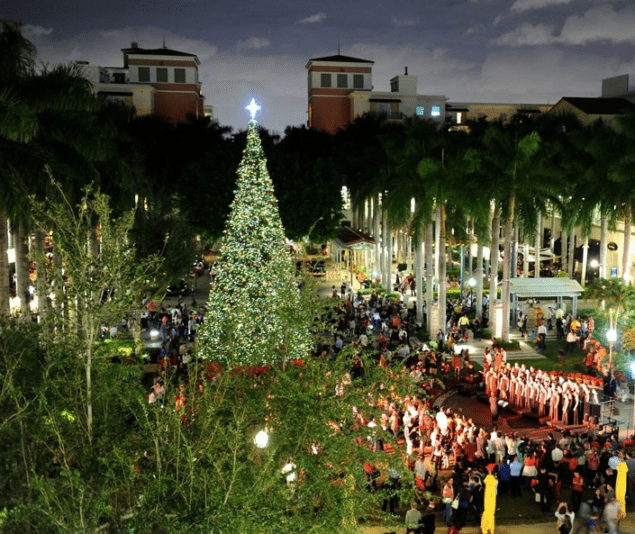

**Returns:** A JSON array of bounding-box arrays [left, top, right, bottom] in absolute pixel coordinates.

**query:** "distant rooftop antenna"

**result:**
[[405, 66, 408, 75], [163, 32, 166, 49], [337, 40, 341, 55]]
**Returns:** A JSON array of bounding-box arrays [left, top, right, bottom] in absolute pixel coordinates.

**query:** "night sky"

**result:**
[[4, 0, 635, 134]]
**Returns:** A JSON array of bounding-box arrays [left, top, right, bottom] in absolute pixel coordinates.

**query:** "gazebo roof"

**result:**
[[333, 226, 375, 251], [509, 277, 583, 298]]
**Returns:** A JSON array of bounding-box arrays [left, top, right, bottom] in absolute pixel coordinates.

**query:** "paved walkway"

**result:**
[[359, 515, 635, 534]]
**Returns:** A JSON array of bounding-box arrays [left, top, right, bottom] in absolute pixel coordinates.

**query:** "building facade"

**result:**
[[77, 42, 208, 124], [306, 54, 447, 133]]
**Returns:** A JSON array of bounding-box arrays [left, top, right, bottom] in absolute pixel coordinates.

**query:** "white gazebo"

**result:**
[[508, 277, 584, 320]]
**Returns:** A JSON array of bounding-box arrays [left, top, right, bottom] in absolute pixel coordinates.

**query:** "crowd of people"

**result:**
[[484, 364, 602, 426], [141, 267, 633, 533], [321, 278, 633, 534], [360, 383, 633, 534]]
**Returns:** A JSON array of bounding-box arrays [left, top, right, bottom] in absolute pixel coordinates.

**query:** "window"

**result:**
[[456, 112, 462, 124], [353, 74, 364, 89], [113, 73, 126, 84], [156, 67, 168, 82], [337, 74, 347, 88], [138, 67, 150, 82], [431, 105, 441, 117], [374, 103, 391, 116], [416, 106, 425, 116], [321, 73, 331, 88], [174, 68, 186, 83]]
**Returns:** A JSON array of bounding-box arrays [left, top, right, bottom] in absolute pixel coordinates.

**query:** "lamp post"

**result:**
[[468, 277, 476, 312]]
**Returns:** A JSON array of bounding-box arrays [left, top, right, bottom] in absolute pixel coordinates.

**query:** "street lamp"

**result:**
[[468, 277, 476, 311], [254, 429, 269, 449]]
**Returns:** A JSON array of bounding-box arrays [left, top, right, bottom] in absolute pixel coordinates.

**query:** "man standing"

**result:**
[[510, 455, 523, 498], [405, 501, 423, 534], [490, 393, 499, 423], [603, 498, 621, 534], [538, 321, 547, 353]]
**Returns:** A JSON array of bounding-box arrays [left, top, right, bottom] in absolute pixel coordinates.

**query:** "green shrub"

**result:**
[[494, 338, 520, 351], [482, 328, 492, 339], [418, 329, 430, 342]]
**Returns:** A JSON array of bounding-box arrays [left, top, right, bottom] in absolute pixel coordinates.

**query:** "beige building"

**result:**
[[306, 54, 447, 133], [76, 42, 207, 124], [445, 102, 551, 130]]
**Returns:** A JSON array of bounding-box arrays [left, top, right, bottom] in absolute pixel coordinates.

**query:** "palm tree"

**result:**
[[611, 111, 635, 282], [0, 20, 118, 317], [383, 118, 439, 328], [482, 124, 545, 341]]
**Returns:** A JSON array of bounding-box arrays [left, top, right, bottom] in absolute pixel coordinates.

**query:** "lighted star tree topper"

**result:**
[[198, 101, 312, 366]]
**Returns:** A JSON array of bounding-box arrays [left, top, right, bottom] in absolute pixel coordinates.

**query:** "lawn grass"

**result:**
[[508, 339, 587, 374]]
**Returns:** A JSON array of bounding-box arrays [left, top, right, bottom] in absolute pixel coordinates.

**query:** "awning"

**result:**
[[508, 277, 583, 299], [333, 226, 376, 251]]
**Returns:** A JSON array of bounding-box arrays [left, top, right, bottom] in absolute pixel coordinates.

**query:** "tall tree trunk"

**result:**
[[438, 203, 447, 335], [435, 208, 441, 295], [581, 235, 589, 288], [383, 215, 392, 290], [415, 234, 423, 325], [561, 230, 568, 275], [373, 194, 381, 283], [490, 206, 500, 337], [600, 215, 608, 279], [535, 213, 541, 278], [568, 229, 576, 278], [0, 210, 10, 316], [468, 219, 473, 279], [476, 238, 484, 321], [622, 198, 632, 282], [501, 195, 515, 342], [34, 229, 47, 321], [425, 222, 434, 335], [523, 241, 530, 278], [15, 223, 31, 318]]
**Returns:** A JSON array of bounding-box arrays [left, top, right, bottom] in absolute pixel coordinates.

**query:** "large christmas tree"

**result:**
[[198, 110, 311, 366]]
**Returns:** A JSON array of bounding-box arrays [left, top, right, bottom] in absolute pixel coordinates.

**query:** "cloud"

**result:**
[[493, 22, 558, 46], [22, 25, 53, 38], [295, 13, 326, 24], [25, 26, 218, 67], [493, 5, 635, 46], [237, 37, 271, 52], [392, 16, 419, 27], [510, 0, 574, 13]]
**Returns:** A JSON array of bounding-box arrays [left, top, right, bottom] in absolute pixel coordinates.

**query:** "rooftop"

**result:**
[[307, 53, 374, 65], [121, 46, 198, 58], [558, 97, 635, 115]]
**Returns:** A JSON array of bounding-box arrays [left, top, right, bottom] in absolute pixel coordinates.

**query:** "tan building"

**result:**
[[549, 97, 635, 126], [445, 102, 551, 130], [77, 42, 206, 124], [306, 53, 447, 133]]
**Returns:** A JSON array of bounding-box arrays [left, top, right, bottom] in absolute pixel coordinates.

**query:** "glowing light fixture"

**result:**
[[254, 429, 269, 449], [246, 98, 261, 120]]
